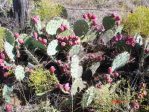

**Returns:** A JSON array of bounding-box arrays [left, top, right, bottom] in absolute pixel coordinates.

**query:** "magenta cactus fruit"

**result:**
[[42, 38, 47, 45], [64, 83, 70, 92], [32, 16, 40, 24], [49, 66, 56, 74], [126, 36, 136, 47], [33, 32, 38, 40], [61, 42, 66, 47], [108, 67, 113, 74], [83, 14, 88, 20], [18, 39, 24, 44], [14, 32, 20, 39], [91, 14, 97, 20], [5, 104, 13, 112]]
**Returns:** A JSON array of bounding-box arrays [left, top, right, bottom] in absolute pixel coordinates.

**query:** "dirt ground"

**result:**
[[52, 0, 149, 23]]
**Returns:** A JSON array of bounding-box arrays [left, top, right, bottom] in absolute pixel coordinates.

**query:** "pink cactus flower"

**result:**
[[49, 66, 56, 74]]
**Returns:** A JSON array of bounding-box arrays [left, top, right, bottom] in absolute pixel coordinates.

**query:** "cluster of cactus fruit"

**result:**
[[0, 6, 149, 111]]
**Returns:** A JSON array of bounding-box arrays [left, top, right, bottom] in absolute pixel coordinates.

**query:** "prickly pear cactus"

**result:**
[[81, 31, 97, 42], [134, 34, 143, 45], [89, 62, 100, 75], [15, 65, 25, 81], [69, 45, 82, 57], [25, 37, 46, 50], [114, 25, 123, 36], [112, 52, 130, 71], [71, 78, 86, 95], [35, 17, 42, 34], [102, 16, 115, 30], [4, 41, 15, 62], [0, 27, 14, 51], [73, 20, 89, 37], [47, 39, 58, 56], [2, 85, 13, 103], [81, 86, 95, 108], [46, 17, 70, 35], [100, 29, 114, 45], [71, 55, 82, 79], [58, 29, 74, 37], [71, 55, 86, 95]]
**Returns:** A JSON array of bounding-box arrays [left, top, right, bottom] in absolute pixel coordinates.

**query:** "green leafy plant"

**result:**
[[29, 67, 58, 95], [123, 6, 149, 39], [33, 0, 67, 21]]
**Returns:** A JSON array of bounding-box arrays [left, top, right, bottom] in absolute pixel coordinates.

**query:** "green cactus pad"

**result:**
[[114, 25, 123, 36], [73, 19, 89, 37], [71, 78, 86, 95], [46, 17, 70, 35], [15, 65, 25, 81], [81, 31, 97, 42], [112, 52, 130, 71], [100, 30, 114, 45], [102, 16, 115, 30], [58, 29, 74, 37], [0, 27, 14, 51], [81, 86, 95, 108], [71, 55, 82, 79], [4, 41, 15, 62], [89, 62, 100, 75], [69, 45, 82, 57], [2, 85, 13, 103], [47, 39, 58, 56]]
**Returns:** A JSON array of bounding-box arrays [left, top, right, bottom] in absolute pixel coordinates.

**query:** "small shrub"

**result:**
[[123, 6, 149, 38], [33, 0, 67, 21], [29, 67, 59, 95]]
